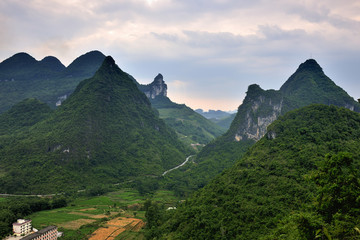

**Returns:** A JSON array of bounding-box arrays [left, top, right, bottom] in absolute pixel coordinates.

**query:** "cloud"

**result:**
[[0, 0, 359, 109]]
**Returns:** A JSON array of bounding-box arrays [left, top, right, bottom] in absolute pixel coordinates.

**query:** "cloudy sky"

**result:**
[[1, 0, 359, 111]]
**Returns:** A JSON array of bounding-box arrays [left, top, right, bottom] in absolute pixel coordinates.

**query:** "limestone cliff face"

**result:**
[[231, 84, 283, 142], [143, 73, 167, 99], [227, 59, 360, 143]]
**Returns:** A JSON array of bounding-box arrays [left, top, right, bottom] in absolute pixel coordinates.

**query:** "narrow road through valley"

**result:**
[[162, 155, 194, 176]]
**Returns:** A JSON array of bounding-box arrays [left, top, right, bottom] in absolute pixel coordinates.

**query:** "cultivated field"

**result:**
[[26, 188, 177, 239]]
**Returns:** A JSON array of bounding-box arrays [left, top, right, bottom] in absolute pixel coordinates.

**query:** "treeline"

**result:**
[[0, 196, 67, 238]]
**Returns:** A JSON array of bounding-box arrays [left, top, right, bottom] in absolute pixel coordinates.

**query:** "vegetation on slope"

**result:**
[[280, 59, 360, 112], [0, 57, 188, 194], [0, 98, 52, 135], [151, 105, 360, 239], [0, 51, 105, 112]]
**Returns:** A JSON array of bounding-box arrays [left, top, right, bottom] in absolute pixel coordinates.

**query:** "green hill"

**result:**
[[0, 56, 188, 194], [163, 59, 360, 196], [0, 51, 105, 112], [153, 104, 360, 239], [280, 59, 360, 112]]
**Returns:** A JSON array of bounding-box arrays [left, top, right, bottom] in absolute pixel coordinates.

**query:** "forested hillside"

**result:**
[[0, 56, 188, 194], [152, 105, 360, 239]]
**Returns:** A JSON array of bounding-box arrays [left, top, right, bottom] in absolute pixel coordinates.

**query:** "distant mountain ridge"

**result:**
[[195, 109, 237, 130], [195, 109, 231, 120], [0, 51, 106, 112], [0, 56, 188, 194], [0, 52, 65, 80]]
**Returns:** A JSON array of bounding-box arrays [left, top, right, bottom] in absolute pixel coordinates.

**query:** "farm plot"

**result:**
[[89, 217, 145, 240]]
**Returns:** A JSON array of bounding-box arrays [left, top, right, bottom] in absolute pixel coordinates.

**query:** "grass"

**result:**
[[107, 188, 145, 204], [30, 209, 90, 227], [26, 188, 179, 239]]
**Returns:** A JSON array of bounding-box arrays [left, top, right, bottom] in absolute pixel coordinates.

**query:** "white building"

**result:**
[[20, 226, 58, 240], [13, 219, 32, 236]]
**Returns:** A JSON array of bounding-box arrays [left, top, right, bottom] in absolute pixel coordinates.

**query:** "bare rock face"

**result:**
[[232, 85, 283, 142], [143, 73, 167, 99]]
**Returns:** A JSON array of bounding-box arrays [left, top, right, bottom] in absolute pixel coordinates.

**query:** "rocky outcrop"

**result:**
[[142, 74, 167, 99], [232, 85, 283, 142]]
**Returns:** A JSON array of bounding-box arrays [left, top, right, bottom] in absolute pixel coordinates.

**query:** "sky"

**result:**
[[0, 0, 359, 111]]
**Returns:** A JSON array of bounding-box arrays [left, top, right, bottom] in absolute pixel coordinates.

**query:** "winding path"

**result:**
[[162, 155, 194, 176]]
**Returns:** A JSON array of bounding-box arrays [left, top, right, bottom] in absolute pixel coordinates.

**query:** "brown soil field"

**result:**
[[58, 219, 96, 230], [80, 208, 97, 211], [89, 217, 145, 240]]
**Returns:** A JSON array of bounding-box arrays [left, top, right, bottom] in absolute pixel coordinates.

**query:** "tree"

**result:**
[[51, 197, 67, 209], [312, 152, 360, 222], [0, 221, 11, 239], [311, 152, 360, 239]]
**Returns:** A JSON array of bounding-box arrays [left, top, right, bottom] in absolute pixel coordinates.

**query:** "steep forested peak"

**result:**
[[95, 55, 119, 75], [296, 58, 323, 74], [279, 58, 360, 112], [280, 58, 326, 94], [39, 56, 65, 71], [74, 56, 143, 92], [91, 55, 138, 88]]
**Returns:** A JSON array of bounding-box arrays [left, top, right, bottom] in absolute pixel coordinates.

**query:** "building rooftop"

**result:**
[[20, 226, 57, 240], [13, 219, 31, 226]]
